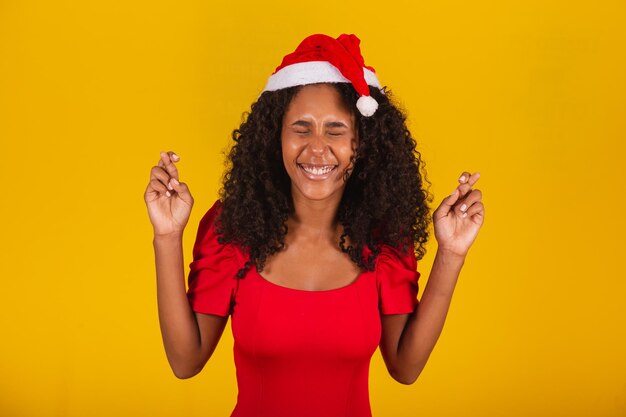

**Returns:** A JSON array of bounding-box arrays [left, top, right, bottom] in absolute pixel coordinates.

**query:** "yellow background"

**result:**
[[1, 0, 624, 416]]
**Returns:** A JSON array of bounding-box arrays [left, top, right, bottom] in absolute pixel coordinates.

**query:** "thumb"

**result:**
[[168, 177, 193, 205]]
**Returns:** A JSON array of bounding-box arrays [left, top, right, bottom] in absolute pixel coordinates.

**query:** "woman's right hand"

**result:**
[[144, 151, 194, 237]]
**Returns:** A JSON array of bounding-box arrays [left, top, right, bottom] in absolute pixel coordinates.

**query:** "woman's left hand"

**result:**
[[433, 171, 485, 258]]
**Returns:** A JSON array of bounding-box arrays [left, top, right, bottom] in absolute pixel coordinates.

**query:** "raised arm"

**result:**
[[145, 150, 228, 379], [380, 171, 484, 384]]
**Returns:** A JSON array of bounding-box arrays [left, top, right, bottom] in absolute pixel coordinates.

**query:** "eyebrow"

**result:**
[[290, 120, 349, 128]]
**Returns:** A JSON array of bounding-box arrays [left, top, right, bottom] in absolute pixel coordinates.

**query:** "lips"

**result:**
[[298, 163, 338, 180]]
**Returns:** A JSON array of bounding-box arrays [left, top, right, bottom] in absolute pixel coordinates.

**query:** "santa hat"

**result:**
[[261, 33, 383, 117]]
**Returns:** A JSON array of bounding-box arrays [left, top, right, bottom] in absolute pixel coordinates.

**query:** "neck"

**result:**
[[288, 192, 343, 243]]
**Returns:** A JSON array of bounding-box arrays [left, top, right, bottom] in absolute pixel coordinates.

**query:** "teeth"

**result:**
[[301, 165, 334, 175]]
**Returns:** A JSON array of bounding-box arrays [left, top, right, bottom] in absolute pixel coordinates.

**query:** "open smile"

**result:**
[[297, 163, 338, 180]]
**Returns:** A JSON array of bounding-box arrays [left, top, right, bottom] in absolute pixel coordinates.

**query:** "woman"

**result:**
[[145, 33, 484, 417]]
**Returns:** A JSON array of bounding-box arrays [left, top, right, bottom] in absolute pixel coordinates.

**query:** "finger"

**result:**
[[458, 172, 472, 184], [456, 172, 472, 200], [456, 172, 481, 199], [459, 171, 480, 186], [455, 189, 482, 216], [464, 201, 485, 220], [150, 165, 173, 189], [160, 151, 180, 181], [466, 171, 481, 187], [148, 178, 170, 197], [157, 152, 177, 168], [162, 150, 180, 163], [168, 178, 193, 205]]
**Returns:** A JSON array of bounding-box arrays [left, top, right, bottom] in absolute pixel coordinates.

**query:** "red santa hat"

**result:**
[[261, 33, 383, 117]]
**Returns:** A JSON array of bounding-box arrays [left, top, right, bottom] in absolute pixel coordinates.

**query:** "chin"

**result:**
[[292, 182, 345, 202]]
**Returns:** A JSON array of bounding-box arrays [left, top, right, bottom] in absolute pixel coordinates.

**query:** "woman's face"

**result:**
[[281, 84, 357, 203]]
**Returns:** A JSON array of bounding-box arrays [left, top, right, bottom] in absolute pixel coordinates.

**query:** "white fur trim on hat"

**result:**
[[262, 61, 382, 92]]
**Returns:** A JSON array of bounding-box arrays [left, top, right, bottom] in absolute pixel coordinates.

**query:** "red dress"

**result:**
[[186, 200, 421, 417]]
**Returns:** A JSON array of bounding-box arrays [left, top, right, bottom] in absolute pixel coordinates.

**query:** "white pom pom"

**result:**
[[356, 95, 378, 117]]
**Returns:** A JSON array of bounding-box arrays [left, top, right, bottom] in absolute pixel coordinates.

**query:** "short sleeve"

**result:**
[[186, 200, 240, 317], [375, 244, 421, 315]]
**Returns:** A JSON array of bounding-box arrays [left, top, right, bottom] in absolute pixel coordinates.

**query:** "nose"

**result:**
[[308, 133, 328, 155]]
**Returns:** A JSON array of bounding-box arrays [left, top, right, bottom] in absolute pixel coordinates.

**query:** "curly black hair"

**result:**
[[216, 82, 433, 279]]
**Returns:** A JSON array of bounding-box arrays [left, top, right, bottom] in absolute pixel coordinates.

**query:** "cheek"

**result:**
[[281, 137, 302, 166], [336, 139, 357, 163]]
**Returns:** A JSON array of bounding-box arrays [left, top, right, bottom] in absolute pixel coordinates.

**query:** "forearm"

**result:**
[[396, 248, 465, 383], [153, 234, 203, 377]]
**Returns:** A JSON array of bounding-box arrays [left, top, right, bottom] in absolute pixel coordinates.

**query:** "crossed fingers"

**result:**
[[149, 151, 180, 197], [157, 151, 180, 179], [453, 171, 482, 218]]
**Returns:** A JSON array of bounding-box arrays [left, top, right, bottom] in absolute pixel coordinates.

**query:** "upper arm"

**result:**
[[191, 312, 229, 375], [379, 313, 412, 384], [184, 200, 239, 376], [374, 244, 421, 384]]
